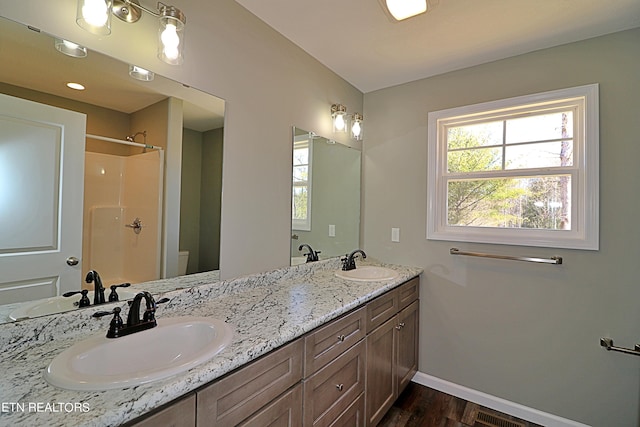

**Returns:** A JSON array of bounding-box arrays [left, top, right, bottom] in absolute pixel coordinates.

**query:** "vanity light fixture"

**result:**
[[331, 104, 348, 133], [129, 65, 155, 81], [76, 0, 187, 65], [382, 0, 427, 21], [350, 113, 363, 141], [54, 39, 88, 58]]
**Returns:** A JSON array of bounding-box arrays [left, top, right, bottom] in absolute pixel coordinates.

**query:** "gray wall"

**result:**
[[180, 128, 202, 274], [362, 28, 640, 427]]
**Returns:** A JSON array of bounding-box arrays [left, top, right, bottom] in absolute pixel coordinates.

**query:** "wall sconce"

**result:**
[[331, 104, 348, 133], [76, 0, 186, 65], [351, 113, 363, 141]]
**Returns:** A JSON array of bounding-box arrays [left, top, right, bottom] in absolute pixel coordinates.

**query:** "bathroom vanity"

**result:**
[[0, 258, 421, 427]]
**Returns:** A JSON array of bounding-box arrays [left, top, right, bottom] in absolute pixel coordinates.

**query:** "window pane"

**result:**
[[506, 111, 573, 144], [447, 175, 571, 230], [447, 121, 503, 149], [505, 141, 573, 169], [293, 147, 308, 165], [447, 146, 502, 173], [292, 187, 308, 220], [293, 165, 308, 183]]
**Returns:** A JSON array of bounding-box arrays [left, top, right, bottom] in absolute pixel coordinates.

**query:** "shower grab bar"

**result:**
[[600, 338, 640, 357], [450, 248, 562, 265], [86, 133, 163, 150]]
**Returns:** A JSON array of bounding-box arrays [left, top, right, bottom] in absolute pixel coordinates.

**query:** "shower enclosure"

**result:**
[[82, 149, 164, 287]]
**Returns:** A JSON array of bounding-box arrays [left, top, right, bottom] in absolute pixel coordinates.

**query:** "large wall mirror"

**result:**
[[0, 16, 225, 323], [291, 127, 361, 265]]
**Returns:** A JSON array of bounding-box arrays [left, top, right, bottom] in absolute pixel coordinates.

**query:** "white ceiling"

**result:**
[[235, 0, 640, 93]]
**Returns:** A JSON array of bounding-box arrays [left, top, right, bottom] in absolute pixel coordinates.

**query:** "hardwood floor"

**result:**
[[377, 382, 544, 427]]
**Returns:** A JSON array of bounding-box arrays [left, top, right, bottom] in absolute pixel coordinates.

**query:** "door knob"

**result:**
[[66, 256, 79, 266]]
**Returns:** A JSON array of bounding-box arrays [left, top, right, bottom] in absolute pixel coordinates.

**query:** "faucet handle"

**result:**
[[108, 283, 131, 302], [92, 307, 124, 338], [63, 289, 91, 307]]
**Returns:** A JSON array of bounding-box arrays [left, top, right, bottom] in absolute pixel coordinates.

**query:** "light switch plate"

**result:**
[[391, 228, 400, 242], [329, 224, 336, 237]]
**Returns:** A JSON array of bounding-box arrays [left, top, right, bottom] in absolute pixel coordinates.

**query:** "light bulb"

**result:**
[[334, 114, 345, 131], [82, 0, 109, 27], [352, 121, 361, 137], [161, 23, 180, 60]]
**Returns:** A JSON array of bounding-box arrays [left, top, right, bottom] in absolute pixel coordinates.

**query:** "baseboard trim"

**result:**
[[412, 372, 591, 427]]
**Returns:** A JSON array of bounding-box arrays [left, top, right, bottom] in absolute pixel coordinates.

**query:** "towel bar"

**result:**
[[450, 248, 562, 265], [600, 338, 640, 357]]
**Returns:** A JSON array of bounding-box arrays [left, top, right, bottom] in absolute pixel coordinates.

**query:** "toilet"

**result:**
[[178, 251, 189, 275]]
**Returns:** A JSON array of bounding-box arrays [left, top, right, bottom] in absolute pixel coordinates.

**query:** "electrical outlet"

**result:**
[[391, 228, 400, 242]]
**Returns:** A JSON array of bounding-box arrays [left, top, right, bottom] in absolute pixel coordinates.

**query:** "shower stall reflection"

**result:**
[[82, 142, 164, 287]]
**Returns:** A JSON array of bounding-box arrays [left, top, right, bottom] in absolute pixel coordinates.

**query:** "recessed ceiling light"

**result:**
[[384, 0, 427, 21], [66, 82, 85, 91]]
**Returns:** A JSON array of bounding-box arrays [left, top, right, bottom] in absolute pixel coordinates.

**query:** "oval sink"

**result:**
[[335, 266, 399, 282], [44, 316, 233, 391], [9, 289, 140, 320]]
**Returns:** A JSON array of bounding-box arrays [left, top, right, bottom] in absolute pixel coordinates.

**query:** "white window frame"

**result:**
[[292, 134, 313, 231], [427, 84, 599, 250]]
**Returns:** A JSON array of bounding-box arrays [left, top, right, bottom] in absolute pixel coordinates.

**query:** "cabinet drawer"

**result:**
[[303, 339, 366, 427], [366, 289, 398, 332], [239, 384, 302, 427], [197, 339, 303, 427], [129, 393, 195, 427], [304, 307, 366, 376], [397, 277, 419, 311]]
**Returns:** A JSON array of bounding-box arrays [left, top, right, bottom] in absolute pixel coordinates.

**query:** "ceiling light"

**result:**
[[76, 0, 187, 65], [66, 82, 86, 91], [54, 39, 88, 58], [384, 0, 427, 21], [129, 65, 155, 81], [331, 104, 347, 133]]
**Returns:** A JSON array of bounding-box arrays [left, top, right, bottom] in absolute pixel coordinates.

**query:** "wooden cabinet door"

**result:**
[[239, 384, 302, 427], [365, 316, 396, 427], [396, 300, 419, 395], [130, 394, 196, 427]]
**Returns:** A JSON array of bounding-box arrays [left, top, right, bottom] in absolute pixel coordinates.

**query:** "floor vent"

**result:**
[[475, 410, 526, 427]]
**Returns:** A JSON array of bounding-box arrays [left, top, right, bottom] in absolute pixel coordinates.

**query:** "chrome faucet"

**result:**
[[85, 270, 105, 305], [341, 249, 367, 271], [298, 243, 320, 262]]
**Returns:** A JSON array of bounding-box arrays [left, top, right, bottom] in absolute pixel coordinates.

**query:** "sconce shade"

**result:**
[[351, 113, 363, 141], [129, 65, 155, 81], [158, 5, 186, 65], [77, 0, 113, 35], [385, 0, 427, 20], [54, 39, 88, 58], [331, 104, 348, 133]]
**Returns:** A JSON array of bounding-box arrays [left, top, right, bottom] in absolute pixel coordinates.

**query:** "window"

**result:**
[[292, 134, 313, 231], [427, 84, 599, 250]]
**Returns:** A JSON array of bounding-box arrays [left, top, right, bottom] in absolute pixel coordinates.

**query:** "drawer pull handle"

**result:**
[[336, 384, 344, 391], [395, 322, 405, 330], [337, 334, 346, 342]]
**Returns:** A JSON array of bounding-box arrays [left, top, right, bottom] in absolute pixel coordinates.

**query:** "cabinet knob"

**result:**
[[337, 334, 346, 342], [395, 322, 405, 330], [336, 384, 344, 391]]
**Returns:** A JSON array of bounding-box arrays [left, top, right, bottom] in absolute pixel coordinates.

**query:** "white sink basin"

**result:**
[[335, 266, 399, 282], [9, 289, 140, 320], [44, 316, 233, 391]]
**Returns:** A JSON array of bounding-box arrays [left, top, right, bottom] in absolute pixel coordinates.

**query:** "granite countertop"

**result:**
[[0, 258, 422, 427]]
